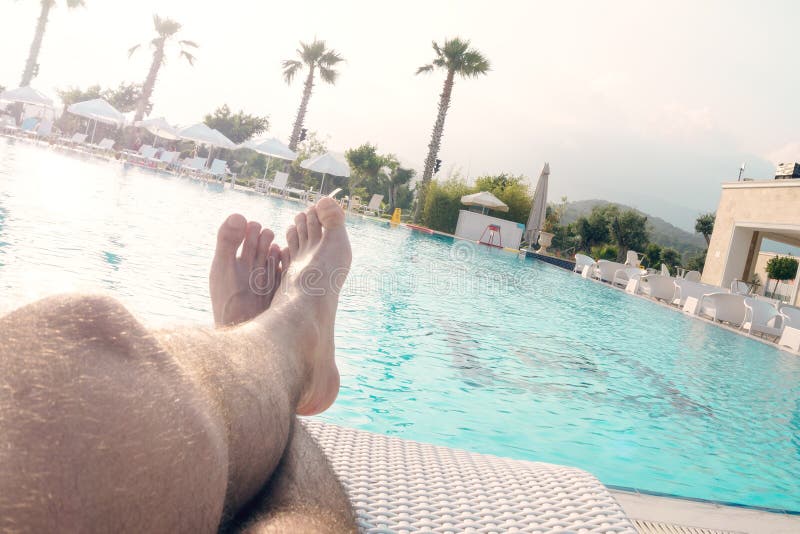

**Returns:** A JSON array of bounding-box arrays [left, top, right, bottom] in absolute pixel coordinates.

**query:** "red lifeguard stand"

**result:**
[[478, 224, 503, 248]]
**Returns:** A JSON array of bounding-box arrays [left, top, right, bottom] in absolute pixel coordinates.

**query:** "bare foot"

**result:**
[[210, 214, 283, 327], [271, 197, 351, 416]]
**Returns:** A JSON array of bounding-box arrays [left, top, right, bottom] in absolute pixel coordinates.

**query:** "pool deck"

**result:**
[[612, 490, 800, 534]]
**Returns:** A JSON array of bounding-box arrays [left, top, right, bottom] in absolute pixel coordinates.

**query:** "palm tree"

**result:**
[[129, 15, 197, 122], [695, 212, 716, 246], [20, 0, 85, 87], [282, 39, 343, 151], [414, 37, 490, 221]]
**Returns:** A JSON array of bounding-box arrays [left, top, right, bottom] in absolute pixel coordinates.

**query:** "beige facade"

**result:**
[[702, 179, 800, 305]]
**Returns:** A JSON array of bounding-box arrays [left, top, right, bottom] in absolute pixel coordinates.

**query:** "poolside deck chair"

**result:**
[[779, 305, 800, 329], [267, 171, 289, 195], [698, 293, 747, 326], [91, 138, 115, 153], [254, 178, 269, 193], [684, 270, 702, 282], [360, 194, 384, 216], [285, 182, 309, 200], [594, 260, 627, 283], [660, 263, 670, 276], [624, 250, 643, 267], [306, 420, 636, 533], [180, 156, 206, 174], [61, 132, 87, 146], [34, 119, 53, 140], [638, 274, 676, 302], [207, 159, 229, 180], [154, 150, 179, 169], [672, 279, 725, 308], [18, 117, 39, 136], [741, 297, 783, 338], [573, 253, 595, 273], [778, 326, 800, 353], [612, 267, 645, 288]]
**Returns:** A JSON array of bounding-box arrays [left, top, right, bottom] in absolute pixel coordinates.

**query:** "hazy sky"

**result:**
[[2, 0, 798, 230]]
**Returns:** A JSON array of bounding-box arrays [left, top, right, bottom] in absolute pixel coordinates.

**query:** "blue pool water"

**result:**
[[1, 139, 799, 511]]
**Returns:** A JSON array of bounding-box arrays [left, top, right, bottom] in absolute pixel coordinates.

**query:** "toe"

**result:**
[[286, 226, 300, 259], [306, 207, 322, 245], [280, 246, 291, 271], [255, 228, 275, 267], [265, 244, 282, 299], [316, 197, 346, 228], [294, 212, 308, 250], [241, 221, 262, 266], [215, 214, 247, 261]]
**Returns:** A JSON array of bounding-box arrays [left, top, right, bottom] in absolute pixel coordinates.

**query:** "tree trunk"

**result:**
[[20, 1, 52, 86], [413, 68, 455, 223], [134, 41, 165, 122], [703, 233, 710, 246], [288, 66, 315, 151]]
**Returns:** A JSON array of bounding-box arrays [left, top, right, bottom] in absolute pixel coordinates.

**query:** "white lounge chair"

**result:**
[[156, 150, 179, 169], [698, 293, 747, 326], [730, 279, 752, 295], [778, 326, 800, 353], [306, 420, 636, 533], [34, 119, 53, 140], [254, 178, 269, 193], [61, 132, 87, 146], [594, 260, 627, 283], [180, 156, 206, 174], [779, 305, 800, 329], [573, 253, 595, 274], [638, 274, 676, 302], [360, 194, 384, 216], [660, 263, 670, 276], [741, 297, 783, 338], [18, 117, 39, 136], [207, 159, 229, 179], [268, 171, 289, 195], [684, 270, 702, 282], [612, 267, 645, 288], [672, 279, 725, 307], [624, 250, 643, 267], [92, 138, 115, 153]]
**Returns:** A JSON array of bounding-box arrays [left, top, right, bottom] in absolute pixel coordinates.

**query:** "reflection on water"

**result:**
[[1, 139, 800, 511]]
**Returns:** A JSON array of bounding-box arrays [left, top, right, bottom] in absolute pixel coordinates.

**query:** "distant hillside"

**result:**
[[559, 199, 706, 255]]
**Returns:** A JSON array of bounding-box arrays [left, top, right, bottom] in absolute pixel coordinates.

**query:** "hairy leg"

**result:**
[[0, 198, 351, 531], [230, 419, 356, 534]]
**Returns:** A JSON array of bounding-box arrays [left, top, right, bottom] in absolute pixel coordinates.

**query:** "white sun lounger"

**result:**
[[612, 267, 645, 288], [779, 305, 800, 329], [268, 171, 289, 195], [92, 138, 115, 153], [305, 420, 636, 533], [698, 293, 747, 326], [574, 253, 595, 273], [180, 156, 206, 174], [34, 119, 54, 140], [672, 279, 725, 308], [206, 159, 229, 180], [594, 260, 627, 283], [638, 274, 676, 302], [742, 297, 783, 338], [360, 194, 384, 216], [778, 326, 800, 353], [61, 132, 87, 146], [155, 150, 179, 169]]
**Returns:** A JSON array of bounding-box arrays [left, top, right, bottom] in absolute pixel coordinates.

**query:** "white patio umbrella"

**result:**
[[525, 162, 550, 246], [239, 137, 297, 180], [66, 98, 125, 143], [300, 152, 350, 195], [134, 117, 181, 145], [178, 123, 235, 149], [0, 86, 54, 108], [461, 191, 509, 214]]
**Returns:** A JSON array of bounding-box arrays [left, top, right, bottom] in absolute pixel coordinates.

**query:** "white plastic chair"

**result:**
[[660, 264, 670, 276], [93, 138, 115, 152], [742, 297, 783, 338], [638, 274, 676, 302], [268, 172, 289, 194], [672, 279, 725, 307], [594, 260, 627, 283], [34, 119, 53, 139], [612, 267, 645, 288], [158, 151, 179, 168], [573, 254, 595, 274], [684, 270, 702, 282], [207, 159, 228, 179], [180, 156, 206, 173], [778, 326, 800, 353], [360, 194, 384, 216], [779, 305, 800, 329], [730, 279, 752, 295], [698, 293, 747, 326], [624, 250, 643, 267]]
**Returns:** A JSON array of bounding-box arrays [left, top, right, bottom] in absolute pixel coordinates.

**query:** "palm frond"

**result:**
[[318, 66, 338, 84], [301, 39, 327, 63], [282, 59, 303, 84], [179, 40, 199, 48], [66, 0, 86, 7], [127, 44, 141, 58], [179, 50, 196, 66], [459, 49, 491, 78], [154, 15, 181, 38], [319, 50, 343, 67], [432, 40, 442, 58], [415, 64, 434, 75]]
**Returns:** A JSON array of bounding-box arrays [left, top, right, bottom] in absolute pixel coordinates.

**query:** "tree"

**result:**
[[421, 178, 474, 233], [56, 84, 102, 107], [386, 166, 415, 212], [103, 82, 149, 113], [20, 0, 85, 87], [609, 209, 649, 261], [643, 243, 663, 268], [575, 207, 612, 252], [765, 256, 799, 298], [414, 37, 490, 221], [695, 212, 716, 245], [345, 143, 415, 212], [129, 15, 197, 122], [473, 174, 532, 224], [345, 143, 385, 189], [282, 39, 343, 151], [290, 130, 328, 188], [659, 248, 682, 270], [204, 105, 269, 144]]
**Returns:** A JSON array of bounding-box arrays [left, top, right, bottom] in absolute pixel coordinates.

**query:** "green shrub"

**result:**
[[473, 174, 533, 224], [591, 244, 619, 261], [765, 256, 799, 297], [421, 179, 475, 234], [660, 248, 681, 270]]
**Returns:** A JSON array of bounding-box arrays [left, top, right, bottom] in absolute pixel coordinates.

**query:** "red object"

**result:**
[[406, 224, 434, 234], [479, 224, 503, 247]]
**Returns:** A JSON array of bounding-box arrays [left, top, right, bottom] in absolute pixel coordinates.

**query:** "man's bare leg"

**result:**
[[208, 212, 356, 533], [0, 197, 351, 531]]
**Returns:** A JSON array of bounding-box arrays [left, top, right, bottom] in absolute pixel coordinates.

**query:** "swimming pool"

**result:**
[[2, 139, 799, 512]]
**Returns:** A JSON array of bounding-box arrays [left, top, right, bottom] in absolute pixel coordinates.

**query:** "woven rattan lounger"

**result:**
[[306, 421, 636, 533]]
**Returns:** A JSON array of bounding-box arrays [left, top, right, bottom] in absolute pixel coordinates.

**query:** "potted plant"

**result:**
[[765, 256, 798, 300]]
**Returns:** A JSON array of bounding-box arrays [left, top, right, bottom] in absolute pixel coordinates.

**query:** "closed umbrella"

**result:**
[[239, 138, 297, 180], [134, 117, 181, 145], [525, 162, 550, 246], [460, 191, 509, 214], [66, 98, 125, 143], [300, 152, 350, 195]]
